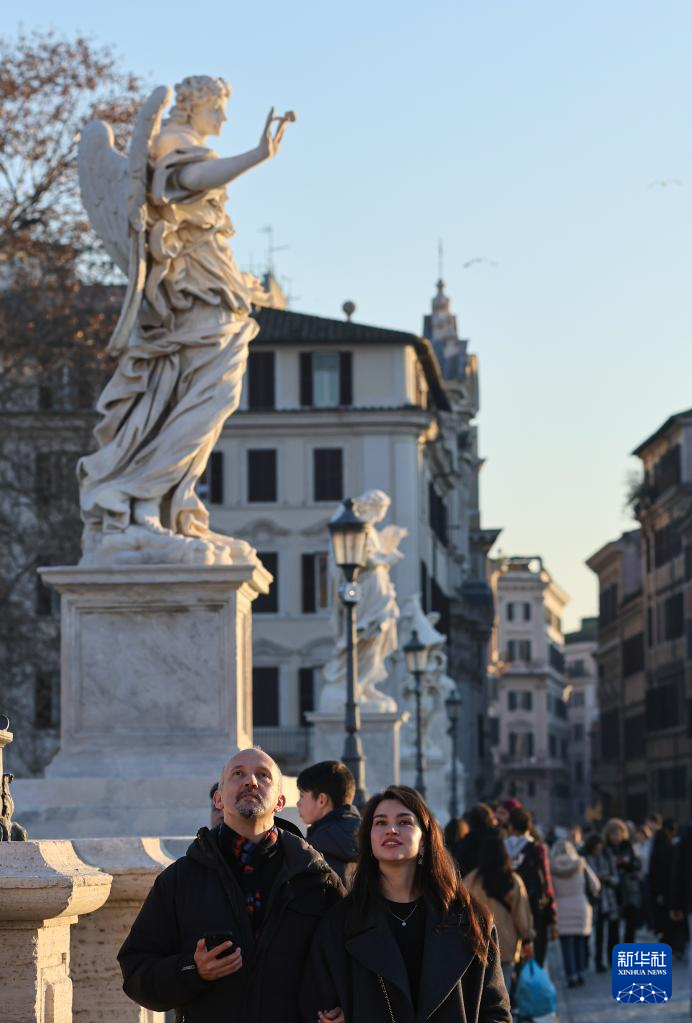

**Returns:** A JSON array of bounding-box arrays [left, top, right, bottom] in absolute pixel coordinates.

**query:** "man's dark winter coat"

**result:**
[[301, 896, 511, 1023], [306, 804, 360, 885], [118, 825, 344, 1023]]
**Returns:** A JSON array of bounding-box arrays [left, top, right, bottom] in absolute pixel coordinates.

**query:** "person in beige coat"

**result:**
[[464, 832, 534, 993], [550, 839, 601, 987]]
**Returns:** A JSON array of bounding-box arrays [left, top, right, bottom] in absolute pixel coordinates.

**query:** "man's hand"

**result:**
[[318, 1009, 344, 1023], [194, 938, 242, 981]]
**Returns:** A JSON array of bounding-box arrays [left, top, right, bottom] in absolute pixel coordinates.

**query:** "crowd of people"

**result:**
[[445, 799, 692, 1018], [116, 755, 692, 1023]]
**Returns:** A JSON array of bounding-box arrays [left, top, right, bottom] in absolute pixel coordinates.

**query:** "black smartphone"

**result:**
[[203, 931, 236, 958]]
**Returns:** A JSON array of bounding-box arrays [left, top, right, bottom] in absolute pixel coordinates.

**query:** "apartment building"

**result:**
[[563, 617, 598, 822], [489, 556, 570, 828], [586, 531, 645, 821]]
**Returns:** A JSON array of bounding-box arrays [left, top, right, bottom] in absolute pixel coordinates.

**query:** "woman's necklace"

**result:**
[[386, 899, 419, 927]]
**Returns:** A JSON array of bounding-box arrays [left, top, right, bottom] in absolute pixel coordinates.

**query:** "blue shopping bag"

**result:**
[[515, 959, 557, 1018]]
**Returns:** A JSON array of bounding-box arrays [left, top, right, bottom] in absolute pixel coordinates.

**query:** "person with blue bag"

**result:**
[[514, 958, 557, 1020]]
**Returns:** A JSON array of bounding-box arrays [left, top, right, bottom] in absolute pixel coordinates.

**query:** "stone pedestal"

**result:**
[[71, 837, 173, 1023], [0, 840, 112, 1023], [14, 562, 270, 837], [306, 710, 409, 795]]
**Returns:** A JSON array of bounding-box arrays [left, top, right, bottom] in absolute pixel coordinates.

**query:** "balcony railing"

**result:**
[[254, 726, 311, 763]]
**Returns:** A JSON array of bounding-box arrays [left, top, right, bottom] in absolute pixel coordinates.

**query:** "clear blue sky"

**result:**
[[15, 2, 692, 630]]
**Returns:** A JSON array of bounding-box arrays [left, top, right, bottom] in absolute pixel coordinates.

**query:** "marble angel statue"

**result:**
[[76, 77, 295, 564], [320, 490, 407, 713], [398, 593, 456, 758]]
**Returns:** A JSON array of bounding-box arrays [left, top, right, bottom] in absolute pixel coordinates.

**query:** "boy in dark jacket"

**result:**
[[297, 760, 360, 885], [118, 748, 344, 1023]]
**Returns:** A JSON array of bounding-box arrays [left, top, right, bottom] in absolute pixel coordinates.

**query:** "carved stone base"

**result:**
[[306, 710, 409, 795], [14, 561, 270, 838]]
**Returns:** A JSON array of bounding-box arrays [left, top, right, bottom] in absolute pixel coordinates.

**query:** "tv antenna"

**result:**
[[260, 225, 289, 276]]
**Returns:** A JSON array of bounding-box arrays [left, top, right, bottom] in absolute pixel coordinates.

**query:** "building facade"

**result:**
[[563, 617, 598, 823], [586, 530, 645, 822], [206, 281, 498, 809], [488, 556, 570, 828], [633, 410, 692, 821]]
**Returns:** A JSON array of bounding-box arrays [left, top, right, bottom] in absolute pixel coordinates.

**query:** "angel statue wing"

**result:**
[[78, 85, 172, 355]]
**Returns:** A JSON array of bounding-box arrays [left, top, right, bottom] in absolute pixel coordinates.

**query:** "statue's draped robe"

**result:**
[[78, 123, 260, 538]]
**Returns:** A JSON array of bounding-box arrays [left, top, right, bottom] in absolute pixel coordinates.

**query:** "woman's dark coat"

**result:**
[[302, 895, 511, 1023]]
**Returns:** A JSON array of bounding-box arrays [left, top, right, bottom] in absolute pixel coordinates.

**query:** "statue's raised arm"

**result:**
[[75, 77, 295, 566]]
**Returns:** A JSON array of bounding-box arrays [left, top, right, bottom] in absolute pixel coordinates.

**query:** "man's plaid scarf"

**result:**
[[228, 826, 279, 931]]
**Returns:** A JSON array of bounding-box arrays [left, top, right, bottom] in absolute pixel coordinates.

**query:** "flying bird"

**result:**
[[647, 179, 683, 189], [462, 257, 498, 269]]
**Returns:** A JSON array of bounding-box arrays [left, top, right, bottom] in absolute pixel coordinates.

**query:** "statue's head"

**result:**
[[168, 76, 232, 138], [354, 489, 390, 525]]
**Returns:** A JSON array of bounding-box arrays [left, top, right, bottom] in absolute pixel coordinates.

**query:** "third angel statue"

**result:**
[[77, 77, 295, 564]]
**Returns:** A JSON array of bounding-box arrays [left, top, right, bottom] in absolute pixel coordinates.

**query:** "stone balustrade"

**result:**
[[0, 840, 112, 1023], [71, 837, 173, 1023]]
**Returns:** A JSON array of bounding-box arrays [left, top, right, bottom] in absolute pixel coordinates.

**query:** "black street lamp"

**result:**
[[445, 690, 462, 819], [328, 498, 369, 807], [403, 629, 430, 799]]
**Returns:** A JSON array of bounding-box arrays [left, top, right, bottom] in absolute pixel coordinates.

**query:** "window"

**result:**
[[35, 451, 78, 514], [298, 667, 315, 724], [313, 449, 343, 502], [253, 667, 279, 726], [575, 760, 583, 782], [653, 444, 681, 495], [254, 553, 278, 613], [656, 765, 686, 799], [527, 780, 536, 797], [507, 640, 532, 662], [624, 714, 646, 757], [573, 723, 584, 741], [599, 583, 618, 627], [570, 690, 585, 706], [561, 738, 568, 762], [523, 602, 532, 621], [664, 592, 684, 640], [646, 677, 682, 732], [622, 633, 644, 676], [509, 732, 534, 757], [34, 672, 59, 729], [549, 644, 565, 673], [600, 709, 620, 761], [247, 351, 275, 409], [302, 552, 330, 613], [654, 522, 682, 568], [300, 352, 352, 408], [247, 449, 277, 502], [507, 603, 515, 621], [428, 483, 448, 546], [198, 451, 224, 504], [568, 660, 586, 679], [509, 691, 533, 711], [549, 734, 557, 757]]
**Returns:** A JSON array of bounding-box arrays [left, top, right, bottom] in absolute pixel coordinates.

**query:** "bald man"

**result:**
[[119, 748, 344, 1022]]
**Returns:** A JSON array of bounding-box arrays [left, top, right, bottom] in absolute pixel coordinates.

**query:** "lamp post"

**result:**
[[403, 629, 430, 799], [445, 690, 462, 819], [328, 498, 369, 808]]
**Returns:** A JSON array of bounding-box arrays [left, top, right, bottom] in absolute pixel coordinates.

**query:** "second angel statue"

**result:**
[[77, 76, 295, 565]]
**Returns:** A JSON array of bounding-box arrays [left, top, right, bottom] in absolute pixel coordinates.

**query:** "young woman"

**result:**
[[583, 833, 618, 972], [464, 833, 534, 991], [550, 839, 600, 987], [603, 818, 641, 952], [302, 785, 511, 1023]]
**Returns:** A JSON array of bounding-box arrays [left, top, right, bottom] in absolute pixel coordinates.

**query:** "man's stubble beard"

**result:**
[[235, 793, 274, 819]]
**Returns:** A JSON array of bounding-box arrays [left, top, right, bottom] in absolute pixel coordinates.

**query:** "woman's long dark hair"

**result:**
[[475, 833, 514, 908], [351, 785, 492, 964]]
